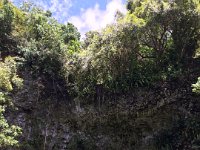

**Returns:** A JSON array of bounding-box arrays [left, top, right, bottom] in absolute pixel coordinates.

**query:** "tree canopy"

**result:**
[[0, 0, 200, 149]]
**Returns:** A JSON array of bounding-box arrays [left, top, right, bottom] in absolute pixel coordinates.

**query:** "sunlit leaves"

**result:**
[[0, 57, 22, 91], [192, 77, 200, 94], [124, 12, 146, 27], [0, 57, 22, 147]]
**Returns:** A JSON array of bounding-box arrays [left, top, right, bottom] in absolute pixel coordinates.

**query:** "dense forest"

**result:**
[[0, 0, 200, 149]]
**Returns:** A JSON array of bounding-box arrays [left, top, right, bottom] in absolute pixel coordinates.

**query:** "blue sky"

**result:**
[[11, 0, 127, 37]]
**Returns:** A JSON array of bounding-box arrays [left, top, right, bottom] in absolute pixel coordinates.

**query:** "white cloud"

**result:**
[[68, 0, 127, 38], [12, 0, 72, 22], [12, 0, 126, 38], [48, 0, 72, 22]]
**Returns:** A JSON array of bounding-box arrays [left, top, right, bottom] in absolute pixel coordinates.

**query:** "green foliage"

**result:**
[[0, 57, 23, 91], [0, 0, 14, 36], [0, 0, 200, 149], [126, 0, 200, 65], [0, 57, 22, 148], [0, 0, 16, 58], [14, 5, 81, 80], [71, 23, 140, 94], [0, 101, 22, 147], [62, 23, 80, 44], [64, 0, 200, 97], [192, 77, 200, 94]]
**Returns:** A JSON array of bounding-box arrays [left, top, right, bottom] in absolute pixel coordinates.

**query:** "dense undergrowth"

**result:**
[[0, 0, 200, 149]]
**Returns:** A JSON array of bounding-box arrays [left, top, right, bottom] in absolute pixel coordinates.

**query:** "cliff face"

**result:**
[[6, 68, 200, 150], [0, 0, 199, 149]]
